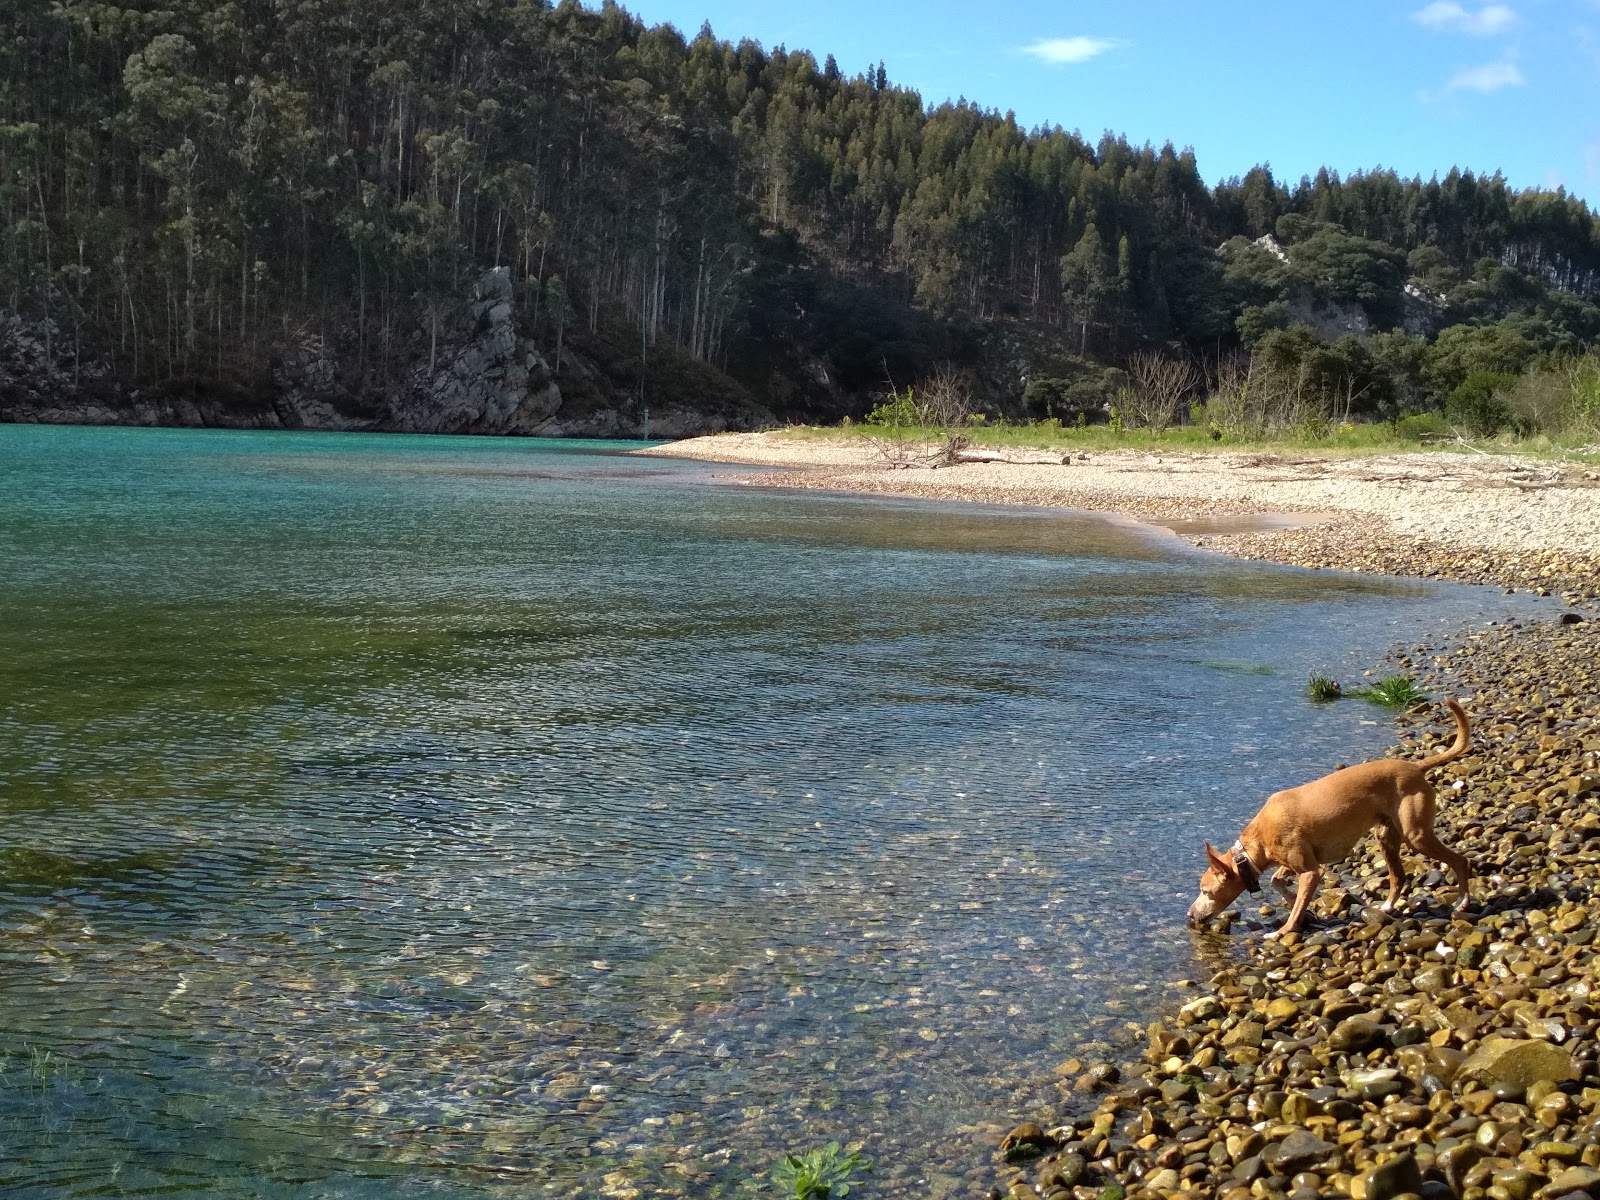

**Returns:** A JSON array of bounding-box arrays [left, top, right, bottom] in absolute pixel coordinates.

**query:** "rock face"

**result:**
[[0, 313, 111, 413], [1, 269, 774, 439], [388, 269, 564, 434]]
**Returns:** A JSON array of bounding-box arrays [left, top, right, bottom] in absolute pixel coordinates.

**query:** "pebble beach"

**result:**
[[639, 431, 1600, 1200]]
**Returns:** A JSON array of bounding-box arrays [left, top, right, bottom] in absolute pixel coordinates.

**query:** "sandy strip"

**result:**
[[638, 433, 1600, 605]]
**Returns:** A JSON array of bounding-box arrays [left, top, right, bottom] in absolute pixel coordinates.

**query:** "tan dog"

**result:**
[[1187, 698, 1472, 936]]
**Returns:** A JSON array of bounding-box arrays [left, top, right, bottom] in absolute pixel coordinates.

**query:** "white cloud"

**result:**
[[1414, 2, 1517, 35], [1442, 57, 1525, 90], [1020, 37, 1121, 65]]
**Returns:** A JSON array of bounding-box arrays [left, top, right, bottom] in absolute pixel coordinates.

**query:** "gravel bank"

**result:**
[[637, 435, 1600, 598], [995, 616, 1600, 1200]]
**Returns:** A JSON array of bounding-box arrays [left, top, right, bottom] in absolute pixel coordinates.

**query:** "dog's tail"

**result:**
[[1417, 698, 1470, 769]]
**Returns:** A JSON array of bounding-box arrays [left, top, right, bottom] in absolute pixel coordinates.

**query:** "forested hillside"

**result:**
[[3, 0, 1599, 434]]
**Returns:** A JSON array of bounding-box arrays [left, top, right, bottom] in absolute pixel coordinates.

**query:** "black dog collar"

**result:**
[[1232, 847, 1262, 893]]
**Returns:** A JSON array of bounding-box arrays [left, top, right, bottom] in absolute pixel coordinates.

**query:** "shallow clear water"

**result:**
[[0, 426, 1520, 1198]]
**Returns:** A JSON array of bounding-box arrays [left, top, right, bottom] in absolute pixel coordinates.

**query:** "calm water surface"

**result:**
[[0, 426, 1523, 1198]]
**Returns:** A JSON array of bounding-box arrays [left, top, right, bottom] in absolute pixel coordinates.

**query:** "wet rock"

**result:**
[[1439, 1143, 1486, 1191], [1493, 1167, 1545, 1200], [1547, 1165, 1600, 1197], [1363, 1152, 1423, 1200], [1345, 1066, 1403, 1101], [1460, 1038, 1576, 1093], [1263, 1130, 1336, 1174], [1002, 1123, 1056, 1161], [1330, 1018, 1385, 1053], [1222, 1021, 1265, 1048], [1232, 1155, 1266, 1183]]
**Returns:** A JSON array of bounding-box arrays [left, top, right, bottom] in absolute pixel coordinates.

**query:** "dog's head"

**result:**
[[1187, 842, 1247, 924]]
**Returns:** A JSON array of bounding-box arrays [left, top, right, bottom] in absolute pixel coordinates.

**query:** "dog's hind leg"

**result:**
[[1375, 820, 1408, 914], [1399, 789, 1471, 912]]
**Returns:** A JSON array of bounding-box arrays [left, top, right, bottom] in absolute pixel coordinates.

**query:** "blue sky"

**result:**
[[620, 0, 1600, 203]]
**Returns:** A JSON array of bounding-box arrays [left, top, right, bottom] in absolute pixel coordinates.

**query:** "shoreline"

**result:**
[[635, 433, 1600, 608], [642, 432, 1600, 1200]]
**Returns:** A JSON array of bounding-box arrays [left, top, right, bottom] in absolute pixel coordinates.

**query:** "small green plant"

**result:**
[[1306, 674, 1343, 701], [29, 1046, 53, 1087], [1355, 675, 1426, 707], [772, 1143, 870, 1200], [864, 389, 917, 428]]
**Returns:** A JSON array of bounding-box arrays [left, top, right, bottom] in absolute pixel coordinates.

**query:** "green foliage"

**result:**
[[1, 0, 1598, 428], [1284, 223, 1406, 327], [1569, 356, 1600, 428], [1356, 676, 1427, 707], [864, 390, 918, 428], [1236, 301, 1291, 345], [771, 1143, 870, 1200], [1423, 324, 1537, 397], [1393, 412, 1450, 441], [1306, 674, 1343, 702], [1501, 354, 1600, 437], [1444, 371, 1518, 437]]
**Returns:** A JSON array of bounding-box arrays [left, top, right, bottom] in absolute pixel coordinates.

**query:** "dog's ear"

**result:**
[[1204, 842, 1233, 875]]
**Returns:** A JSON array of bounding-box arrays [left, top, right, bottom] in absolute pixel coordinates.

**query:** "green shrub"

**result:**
[[864, 390, 917, 428], [1569, 356, 1600, 429], [1444, 371, 1517, 437]]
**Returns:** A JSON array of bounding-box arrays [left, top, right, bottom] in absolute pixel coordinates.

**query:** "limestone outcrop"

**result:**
[[1, 268, 774, 438]]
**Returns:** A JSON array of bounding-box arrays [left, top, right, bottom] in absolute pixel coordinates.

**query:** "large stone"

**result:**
[[1330, 1018, 1385, 1052], [1223, 1021, 1265, 1048], [1365, 1152, 1423, 1200], [1001, 1122, 1054, 1161], [1264, 1129, 1336, 1174], [1547, 1165, 1600, 1197], [1491, 1167, 1543, 1200], [1459, 1037, 1576, 1093]]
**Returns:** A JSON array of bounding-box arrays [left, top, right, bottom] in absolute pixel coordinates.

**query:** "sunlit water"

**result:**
[[0, 426, 1526, 1198]]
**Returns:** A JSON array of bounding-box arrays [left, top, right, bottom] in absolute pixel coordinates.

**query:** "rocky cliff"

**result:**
[[0, 269, 775, 438]]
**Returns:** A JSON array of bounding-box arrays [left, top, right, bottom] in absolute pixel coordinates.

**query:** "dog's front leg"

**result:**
[[1271, 868, 1323, 937], [1269, 867, 1297, 909]]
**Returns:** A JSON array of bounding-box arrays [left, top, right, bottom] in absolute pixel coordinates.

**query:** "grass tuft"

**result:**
[[1306, 674, 1343, 702], [1355, 675, 1427, 707], [772, 1143, 871, 1200]]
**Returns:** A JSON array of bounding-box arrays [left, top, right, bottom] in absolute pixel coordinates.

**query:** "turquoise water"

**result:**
[[0, 426, 1517, 1198]]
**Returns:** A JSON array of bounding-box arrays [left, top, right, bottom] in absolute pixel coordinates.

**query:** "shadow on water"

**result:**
[[0, 426, 1541, 1198]]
